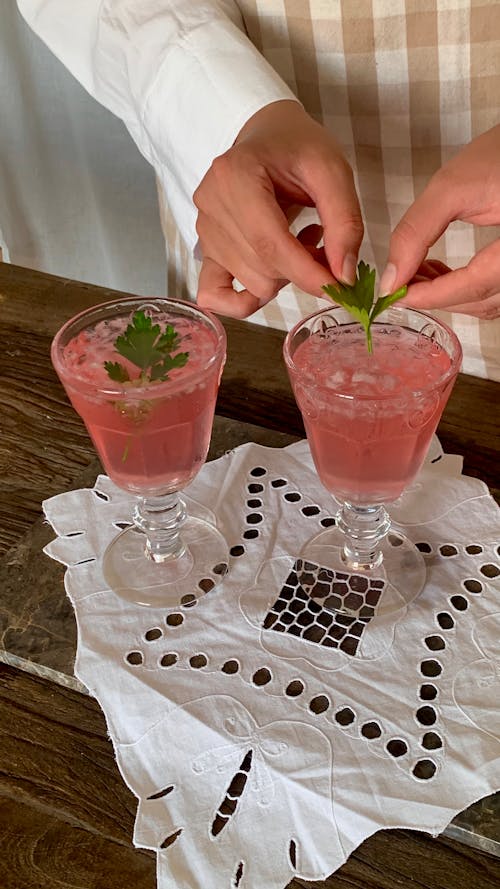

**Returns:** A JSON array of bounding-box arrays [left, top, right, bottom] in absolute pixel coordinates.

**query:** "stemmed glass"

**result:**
[[283, 305, 462, 616], [52, 296, 228, 607]]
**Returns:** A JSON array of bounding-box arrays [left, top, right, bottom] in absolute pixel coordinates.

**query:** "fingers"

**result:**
[[380, 178, 457, 295], [401, 239, 500, 316], [197, 226, 326, 319], [197, 258, 264, 318], [299, 151, 364, 283], [224, 163, 335, 296], [405, 280, 500, 319], [196, 209, 284, 303], [436, 292, 500, 319], [381, 126, 500, 295], [196, 175, 330, 298]]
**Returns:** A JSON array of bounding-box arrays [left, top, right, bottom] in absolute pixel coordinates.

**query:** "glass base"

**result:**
[[102, 517, 229, 607], [299, 526, 426, 617]]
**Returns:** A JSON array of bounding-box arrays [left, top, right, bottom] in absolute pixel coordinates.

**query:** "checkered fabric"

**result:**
[[161, 0, 500, 380]]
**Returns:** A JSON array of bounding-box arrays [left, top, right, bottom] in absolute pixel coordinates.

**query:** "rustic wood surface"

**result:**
[[1, 663, 499, 889], [0, 262, 499, 888]]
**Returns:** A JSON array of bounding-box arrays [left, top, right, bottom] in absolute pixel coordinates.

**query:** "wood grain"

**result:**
[[1, 663, 499, 889], [0, 797, 155, 889], [0, 327, 95, 551], [0, 663, 155, 889]]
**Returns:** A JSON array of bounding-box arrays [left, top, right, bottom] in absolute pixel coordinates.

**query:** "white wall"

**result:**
[[0, 1, 167, 297]]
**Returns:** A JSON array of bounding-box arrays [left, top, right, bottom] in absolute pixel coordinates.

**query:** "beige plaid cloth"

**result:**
[[161, 0, 500, 381]]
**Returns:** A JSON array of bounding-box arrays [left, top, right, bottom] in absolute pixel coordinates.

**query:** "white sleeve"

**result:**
[[17, 0, 298, 251]]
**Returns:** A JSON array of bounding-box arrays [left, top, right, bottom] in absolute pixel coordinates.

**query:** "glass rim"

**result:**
[[283, 304, 463, 401], [51, 295, 227, 399]]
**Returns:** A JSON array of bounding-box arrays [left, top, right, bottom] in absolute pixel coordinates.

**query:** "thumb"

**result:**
[[379, 179, 457, 295], [401, 238, 500, 311]]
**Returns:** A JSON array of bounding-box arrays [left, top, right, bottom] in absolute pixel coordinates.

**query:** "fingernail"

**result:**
[[341, 253, 357, 285], [378, 262, 397, 296]]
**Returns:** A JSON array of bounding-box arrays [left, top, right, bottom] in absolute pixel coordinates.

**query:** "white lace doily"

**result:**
[[43, 439, 500, 889]]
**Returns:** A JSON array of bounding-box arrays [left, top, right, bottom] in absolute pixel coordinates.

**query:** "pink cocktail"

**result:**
[[52, 297, 228, 607], [61, 312, 221, 496], [284, 305, 462, 615]]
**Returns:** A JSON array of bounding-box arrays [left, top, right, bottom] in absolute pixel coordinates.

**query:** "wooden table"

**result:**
[[1, 262, 499, 889]]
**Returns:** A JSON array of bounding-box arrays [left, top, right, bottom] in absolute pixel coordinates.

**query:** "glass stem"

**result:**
[[133, 493, 187, 563], [337, 502, 391, 572]]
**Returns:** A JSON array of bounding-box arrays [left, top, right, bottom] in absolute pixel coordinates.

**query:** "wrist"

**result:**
[[234, 99, 306, 144]]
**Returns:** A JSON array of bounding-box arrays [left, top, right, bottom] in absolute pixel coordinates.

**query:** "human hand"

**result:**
[[194, 100, 363, 317], [380, 125, 500, 319]]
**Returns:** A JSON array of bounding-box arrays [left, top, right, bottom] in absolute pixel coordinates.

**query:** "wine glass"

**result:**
[[51, 296, 228, 607], [283, 305, 462, 617]]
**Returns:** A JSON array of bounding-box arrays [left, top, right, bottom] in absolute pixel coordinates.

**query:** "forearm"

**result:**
[[18, 0, 298, 249]]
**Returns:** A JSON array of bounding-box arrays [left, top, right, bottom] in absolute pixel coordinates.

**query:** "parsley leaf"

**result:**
[[322, 261, 407, 353], [370, 286, 408, 321], [104, 310, 189, 383], [156, 324, 182, 354], [104, 361, 131, 383], [149, 351, 189, 382]]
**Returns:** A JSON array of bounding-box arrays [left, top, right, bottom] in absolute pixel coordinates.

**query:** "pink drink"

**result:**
[[57, 311, 224, 495], [290, 323, 456, 504]]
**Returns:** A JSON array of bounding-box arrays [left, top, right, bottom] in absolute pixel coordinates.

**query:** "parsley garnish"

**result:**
[[322, 261, 407, 353], [104, 310, 189, 383]]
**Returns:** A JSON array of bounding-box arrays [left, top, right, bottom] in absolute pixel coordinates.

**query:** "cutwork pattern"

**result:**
[[42, 440, 500, 889], [264, 559, 384, 654]]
